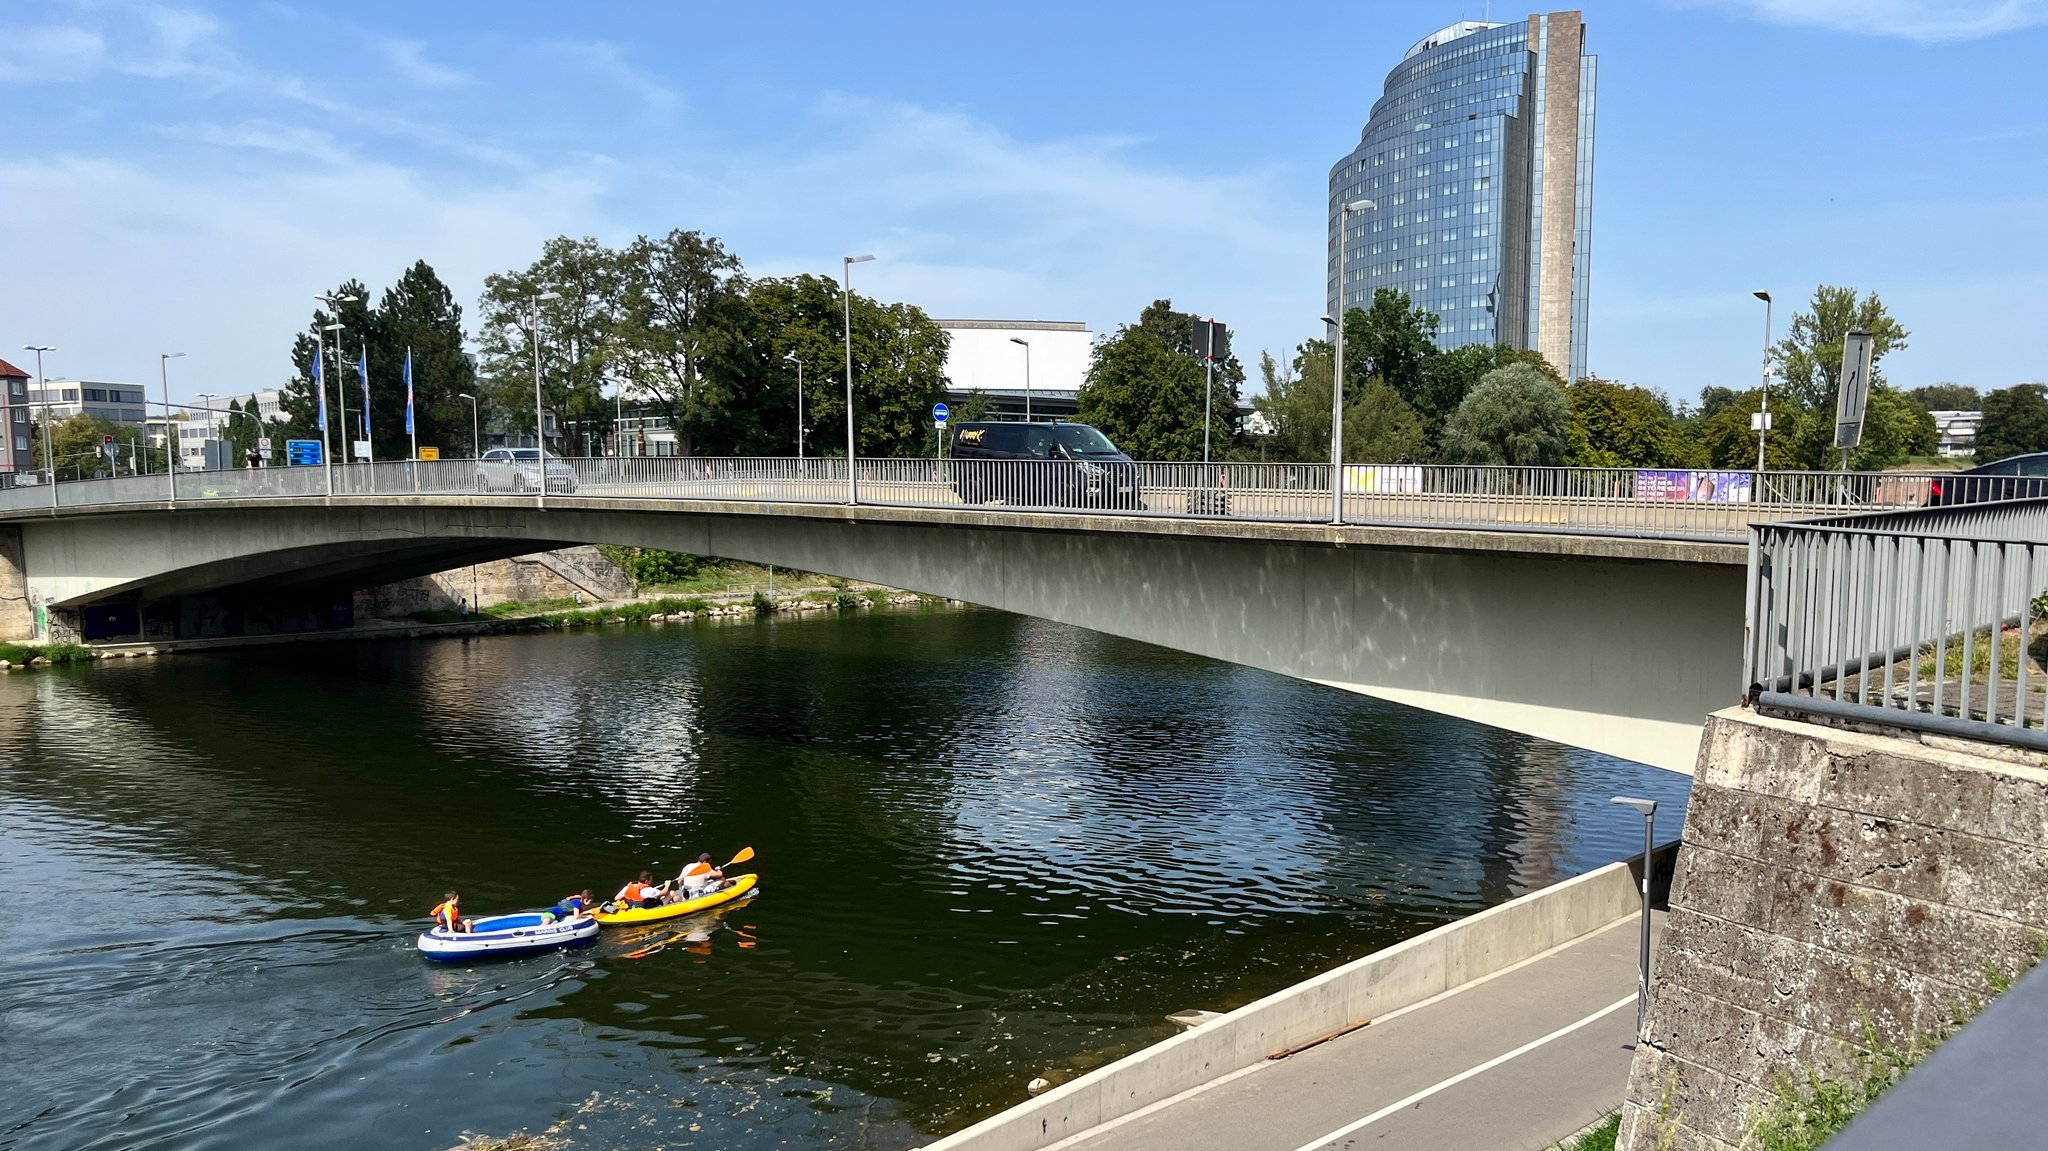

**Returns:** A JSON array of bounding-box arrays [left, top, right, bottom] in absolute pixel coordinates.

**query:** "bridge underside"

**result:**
[[8, 497, 1745, 773]]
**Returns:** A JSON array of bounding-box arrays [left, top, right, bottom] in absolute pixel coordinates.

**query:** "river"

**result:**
[[0, 608, 1690, 1150]]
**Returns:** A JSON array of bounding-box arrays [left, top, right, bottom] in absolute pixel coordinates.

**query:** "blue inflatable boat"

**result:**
[[417, 911, 599, 962]]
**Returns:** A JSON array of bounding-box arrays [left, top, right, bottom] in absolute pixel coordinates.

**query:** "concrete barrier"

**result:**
[[923, 848, 1676, 1151]]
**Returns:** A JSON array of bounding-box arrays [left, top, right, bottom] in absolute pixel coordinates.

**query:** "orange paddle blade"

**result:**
[[724, 846, 755, 868]]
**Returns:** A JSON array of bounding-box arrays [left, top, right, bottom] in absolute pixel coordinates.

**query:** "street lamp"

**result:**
[[1009, 337, 1033, 422], [1752, 291, 1773, 473], [316, 292, 358, 486], [784, 351, 806, 464], [22, 344, 55, 509], [530, 290, 561, 508], [458, 392, 479, 460], [159, 352, 186, 505], [1331, 198, 1376, 524], [842, 254, 874, 505], [1611, 796, 1659, 1039]]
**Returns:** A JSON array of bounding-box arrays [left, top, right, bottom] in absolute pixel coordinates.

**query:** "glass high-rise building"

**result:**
[[1327, 11, 1596, 382]]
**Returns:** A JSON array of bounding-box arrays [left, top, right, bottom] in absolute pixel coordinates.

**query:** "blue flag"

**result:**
[[358, 343, 371, 443], [313, 346, 327, 433], [404, 348, 415, 436]]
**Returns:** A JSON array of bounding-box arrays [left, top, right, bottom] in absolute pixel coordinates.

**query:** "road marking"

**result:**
[[1283, 992, 1639, 1151]]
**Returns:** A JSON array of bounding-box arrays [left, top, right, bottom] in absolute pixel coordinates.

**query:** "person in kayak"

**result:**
[[678, 854, 725, 899], [615, 872, 668, 909], [430, 891, 470, 934]]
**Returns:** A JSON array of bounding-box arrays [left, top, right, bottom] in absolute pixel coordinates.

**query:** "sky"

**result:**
[[2, 0, 2045, 407]]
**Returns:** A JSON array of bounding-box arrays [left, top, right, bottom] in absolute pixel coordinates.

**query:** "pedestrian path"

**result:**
[[1054, 913, 1661, 1151]]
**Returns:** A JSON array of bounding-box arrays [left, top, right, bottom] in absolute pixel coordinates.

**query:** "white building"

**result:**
[[936, 319, 1093, 420], [1929, 410, 1981, 458], [30, 380, 150, 425]]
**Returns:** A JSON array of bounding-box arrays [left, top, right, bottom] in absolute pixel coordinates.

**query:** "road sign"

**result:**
[[285, 439, 323, 466], [258, 437, 273, 451], [418, 446, 440, 461], [1835, 330, 1875, 452], [932, 402, 950, 424], [352, 439, 372, 460]]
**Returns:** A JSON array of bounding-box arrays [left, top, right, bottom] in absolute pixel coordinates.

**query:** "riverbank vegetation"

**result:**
[[0, 641, 96, 667]]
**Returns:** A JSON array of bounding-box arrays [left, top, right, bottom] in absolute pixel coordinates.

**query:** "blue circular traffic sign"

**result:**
[[932, 402, 950, 422]]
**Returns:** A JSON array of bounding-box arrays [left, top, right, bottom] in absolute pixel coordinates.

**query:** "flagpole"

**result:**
[[406, 347, 418, 463], [316, 345, 333, 500], [359, 341, 375, 472]]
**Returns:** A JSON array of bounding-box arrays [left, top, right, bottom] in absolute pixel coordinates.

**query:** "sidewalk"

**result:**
[[1055, 913, 1660, 1151]]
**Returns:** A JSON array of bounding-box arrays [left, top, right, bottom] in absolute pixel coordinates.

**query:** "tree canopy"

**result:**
[[1565, 376, 1686, 468], [1974, 384, 2048, 463], [1078, 300, 1245, 460], [1772, 284, 1909, 411], [279, 265, 473, 461], [1908, 382, 1980, 412], [1440, 363, 1572, 466]]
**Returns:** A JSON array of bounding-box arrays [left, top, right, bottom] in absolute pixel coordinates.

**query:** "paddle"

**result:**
[[723, 846, 755, 869]]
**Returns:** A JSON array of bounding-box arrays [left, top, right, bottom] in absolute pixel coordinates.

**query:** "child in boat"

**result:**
[[548, 889, 596, 920], [430, 891, 470, 933], [614, 872, 667, 909]]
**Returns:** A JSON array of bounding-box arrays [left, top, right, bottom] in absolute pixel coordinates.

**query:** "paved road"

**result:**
[[1055, 914, 1661, 1151]]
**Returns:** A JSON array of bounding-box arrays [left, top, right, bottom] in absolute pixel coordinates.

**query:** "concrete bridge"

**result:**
[[3, 457, 1907, 774]]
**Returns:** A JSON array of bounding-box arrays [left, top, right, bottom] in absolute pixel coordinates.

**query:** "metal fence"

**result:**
[[0, 457, 2029, 544], [1746, 499, 2048, 750]]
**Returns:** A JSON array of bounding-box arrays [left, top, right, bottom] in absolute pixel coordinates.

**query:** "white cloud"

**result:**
[[383, 39, 470, 89], [1676, 0, 2048, 40], [0, 25, 106, 79]]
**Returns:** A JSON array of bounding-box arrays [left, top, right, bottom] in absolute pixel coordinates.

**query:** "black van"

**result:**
[[949, 421, 1143, 509]]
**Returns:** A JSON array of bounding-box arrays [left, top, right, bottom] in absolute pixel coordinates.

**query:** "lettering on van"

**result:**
[[958, 429, 985, 445]]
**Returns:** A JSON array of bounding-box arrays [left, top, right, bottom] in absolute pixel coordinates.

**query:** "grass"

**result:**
[[638, 559, 835, 597], [0, 641, 94, 666], [1747, 1019, 1922, 1151], [1551, 1111, 1620, 1151], [1912, 622, 2048, 681]]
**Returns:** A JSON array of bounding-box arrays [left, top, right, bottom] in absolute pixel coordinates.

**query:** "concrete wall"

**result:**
[[923, 854, 1656, 1151], [1618, 709, 2048, 1150], [355, 546, 630, 618], [0, 525, 29, 640], [6, 499, 1744, 772]]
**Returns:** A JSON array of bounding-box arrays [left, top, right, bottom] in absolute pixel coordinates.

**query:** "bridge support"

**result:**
[[0, 525, 32, 641]]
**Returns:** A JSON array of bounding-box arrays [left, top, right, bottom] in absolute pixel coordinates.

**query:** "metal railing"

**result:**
[[0, 457, 2028, 544], [1746, 498, 2048, 750]]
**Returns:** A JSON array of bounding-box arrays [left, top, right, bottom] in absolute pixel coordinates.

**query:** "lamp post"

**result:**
[[458, 392, 479, 460], [784, 351, 806, 464], [530, 290, 561, 508], [315, 292, 358, 489], [22, 344, 55, 508], [1611, 796, 1659, 1038], [1753, 291, 1773, 473], [1009, 337, 1033, 422], [1330, 198, 1375, 524], [159, 352, 186, 506], [842, 254, 874, 505]]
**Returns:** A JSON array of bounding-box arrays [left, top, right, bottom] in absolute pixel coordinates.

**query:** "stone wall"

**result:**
[[0, 525, 30, 640], [353, 546, 630, 619], [1619, 708, 2048, 1149]]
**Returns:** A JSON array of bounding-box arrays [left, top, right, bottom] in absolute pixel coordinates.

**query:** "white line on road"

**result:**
[[1284, 992, 1639, 1151]]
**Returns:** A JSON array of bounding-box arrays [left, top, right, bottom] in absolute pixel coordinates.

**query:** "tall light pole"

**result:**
[[1753, 291, 1773, 473], [531, 290, 561, 508], [1611, 796, 1659, 1038], [22, 345, 54, 509], [1009, 336, 1033, 422], [1330, 198, 1375, 525], [843, 254, 873, 505], [315, 292, 358, 486], [458, 392, 479, 459], [784, 351, 806, 463], [159, 352, 186, 505]]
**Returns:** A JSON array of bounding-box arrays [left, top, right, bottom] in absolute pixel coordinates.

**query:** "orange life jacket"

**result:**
[[430, 900, 460, 928]]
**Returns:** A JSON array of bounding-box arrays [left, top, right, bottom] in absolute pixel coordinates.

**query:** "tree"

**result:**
[[614, 230, 746, 457], [374, 261, 476, 460], [31, 413, 125, 478], [1845, 384, 1937, 469], [1697, 388, 1810, 470], [1773, 285, 1908, 411], [1251, 344, 1332, 463], [1349, 379, 1429, 463], [476, 237, 625, 454], [1565, 376, 1684, 468], [1343, 288, 1438, 407], [1908, 382, 1980, 412], [1439, 363, 1572, 466], [1974, 384, 2048, 462], [1415, 343, 1504, 445], [1078, 300, 1244, 460], [281, 279, 375, 453], [951, 390, 996, 423]]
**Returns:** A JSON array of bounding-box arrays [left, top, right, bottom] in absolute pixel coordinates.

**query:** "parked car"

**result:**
[[475, 448, 579, 494], [948, 421, 1142, 509], [1924, 452, 2048, 506]]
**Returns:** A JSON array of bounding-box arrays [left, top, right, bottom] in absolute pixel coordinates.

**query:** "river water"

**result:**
[[0, 609, 1690, 1151]]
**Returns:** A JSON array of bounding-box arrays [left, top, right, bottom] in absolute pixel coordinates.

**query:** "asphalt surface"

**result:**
[[1056, 914, 1661, 1151]]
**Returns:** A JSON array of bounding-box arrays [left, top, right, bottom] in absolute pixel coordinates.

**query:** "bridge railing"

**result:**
[[0, 455, 2008, 543], [1746, 498, 2048, 750]]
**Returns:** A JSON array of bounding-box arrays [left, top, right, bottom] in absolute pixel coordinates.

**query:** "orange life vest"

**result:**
[[430, 900, 460, 928]]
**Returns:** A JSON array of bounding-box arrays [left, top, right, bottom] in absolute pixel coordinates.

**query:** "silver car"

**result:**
[[475, 448, 579, 493]]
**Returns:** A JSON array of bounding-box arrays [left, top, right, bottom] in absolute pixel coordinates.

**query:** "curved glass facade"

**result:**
[[1328, 12, 1594, 382]]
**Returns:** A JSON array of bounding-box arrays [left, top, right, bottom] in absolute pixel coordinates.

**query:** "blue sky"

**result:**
[[3, 0, 2044, 405]]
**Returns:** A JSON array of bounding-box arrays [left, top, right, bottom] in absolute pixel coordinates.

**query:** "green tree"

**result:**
[[1565, 376, 1684, 468], [1415, 343, 1506, 446], [476, 236, 625, 454], [32, 412, 125, 478], [1974, 384, 2048, 462], [1251, 344, 1332, 463], [614, 229, 747, 457], [221, 398, 260, 466], [281, 279, 375, 454], [951, 390, 996, 423], [1773, 285, 1909, 411], [1078, 300, 1244, 460], [1908, 382, 1980, 412], [1439, 363, 1572, 466], [1697, 388, 1810, 470], [1349, 378, 1428, 463], [1844, 384, 1937, 469], [1343, 288, 1438, 407], [374, 261, 476, 460]]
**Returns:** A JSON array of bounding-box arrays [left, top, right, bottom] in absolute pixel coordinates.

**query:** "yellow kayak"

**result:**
[[592, 873, 759, 926]]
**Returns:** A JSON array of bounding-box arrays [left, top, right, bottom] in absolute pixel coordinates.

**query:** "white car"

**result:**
[[475, 448, 578, 493]]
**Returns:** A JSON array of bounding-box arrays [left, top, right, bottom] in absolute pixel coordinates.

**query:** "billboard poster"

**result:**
[[1634, 469, 1752, 502], [1344, 465, 1423, 494]]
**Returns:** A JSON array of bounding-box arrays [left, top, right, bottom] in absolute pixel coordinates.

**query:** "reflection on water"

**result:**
[[0, 610, 1691, 1150]]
